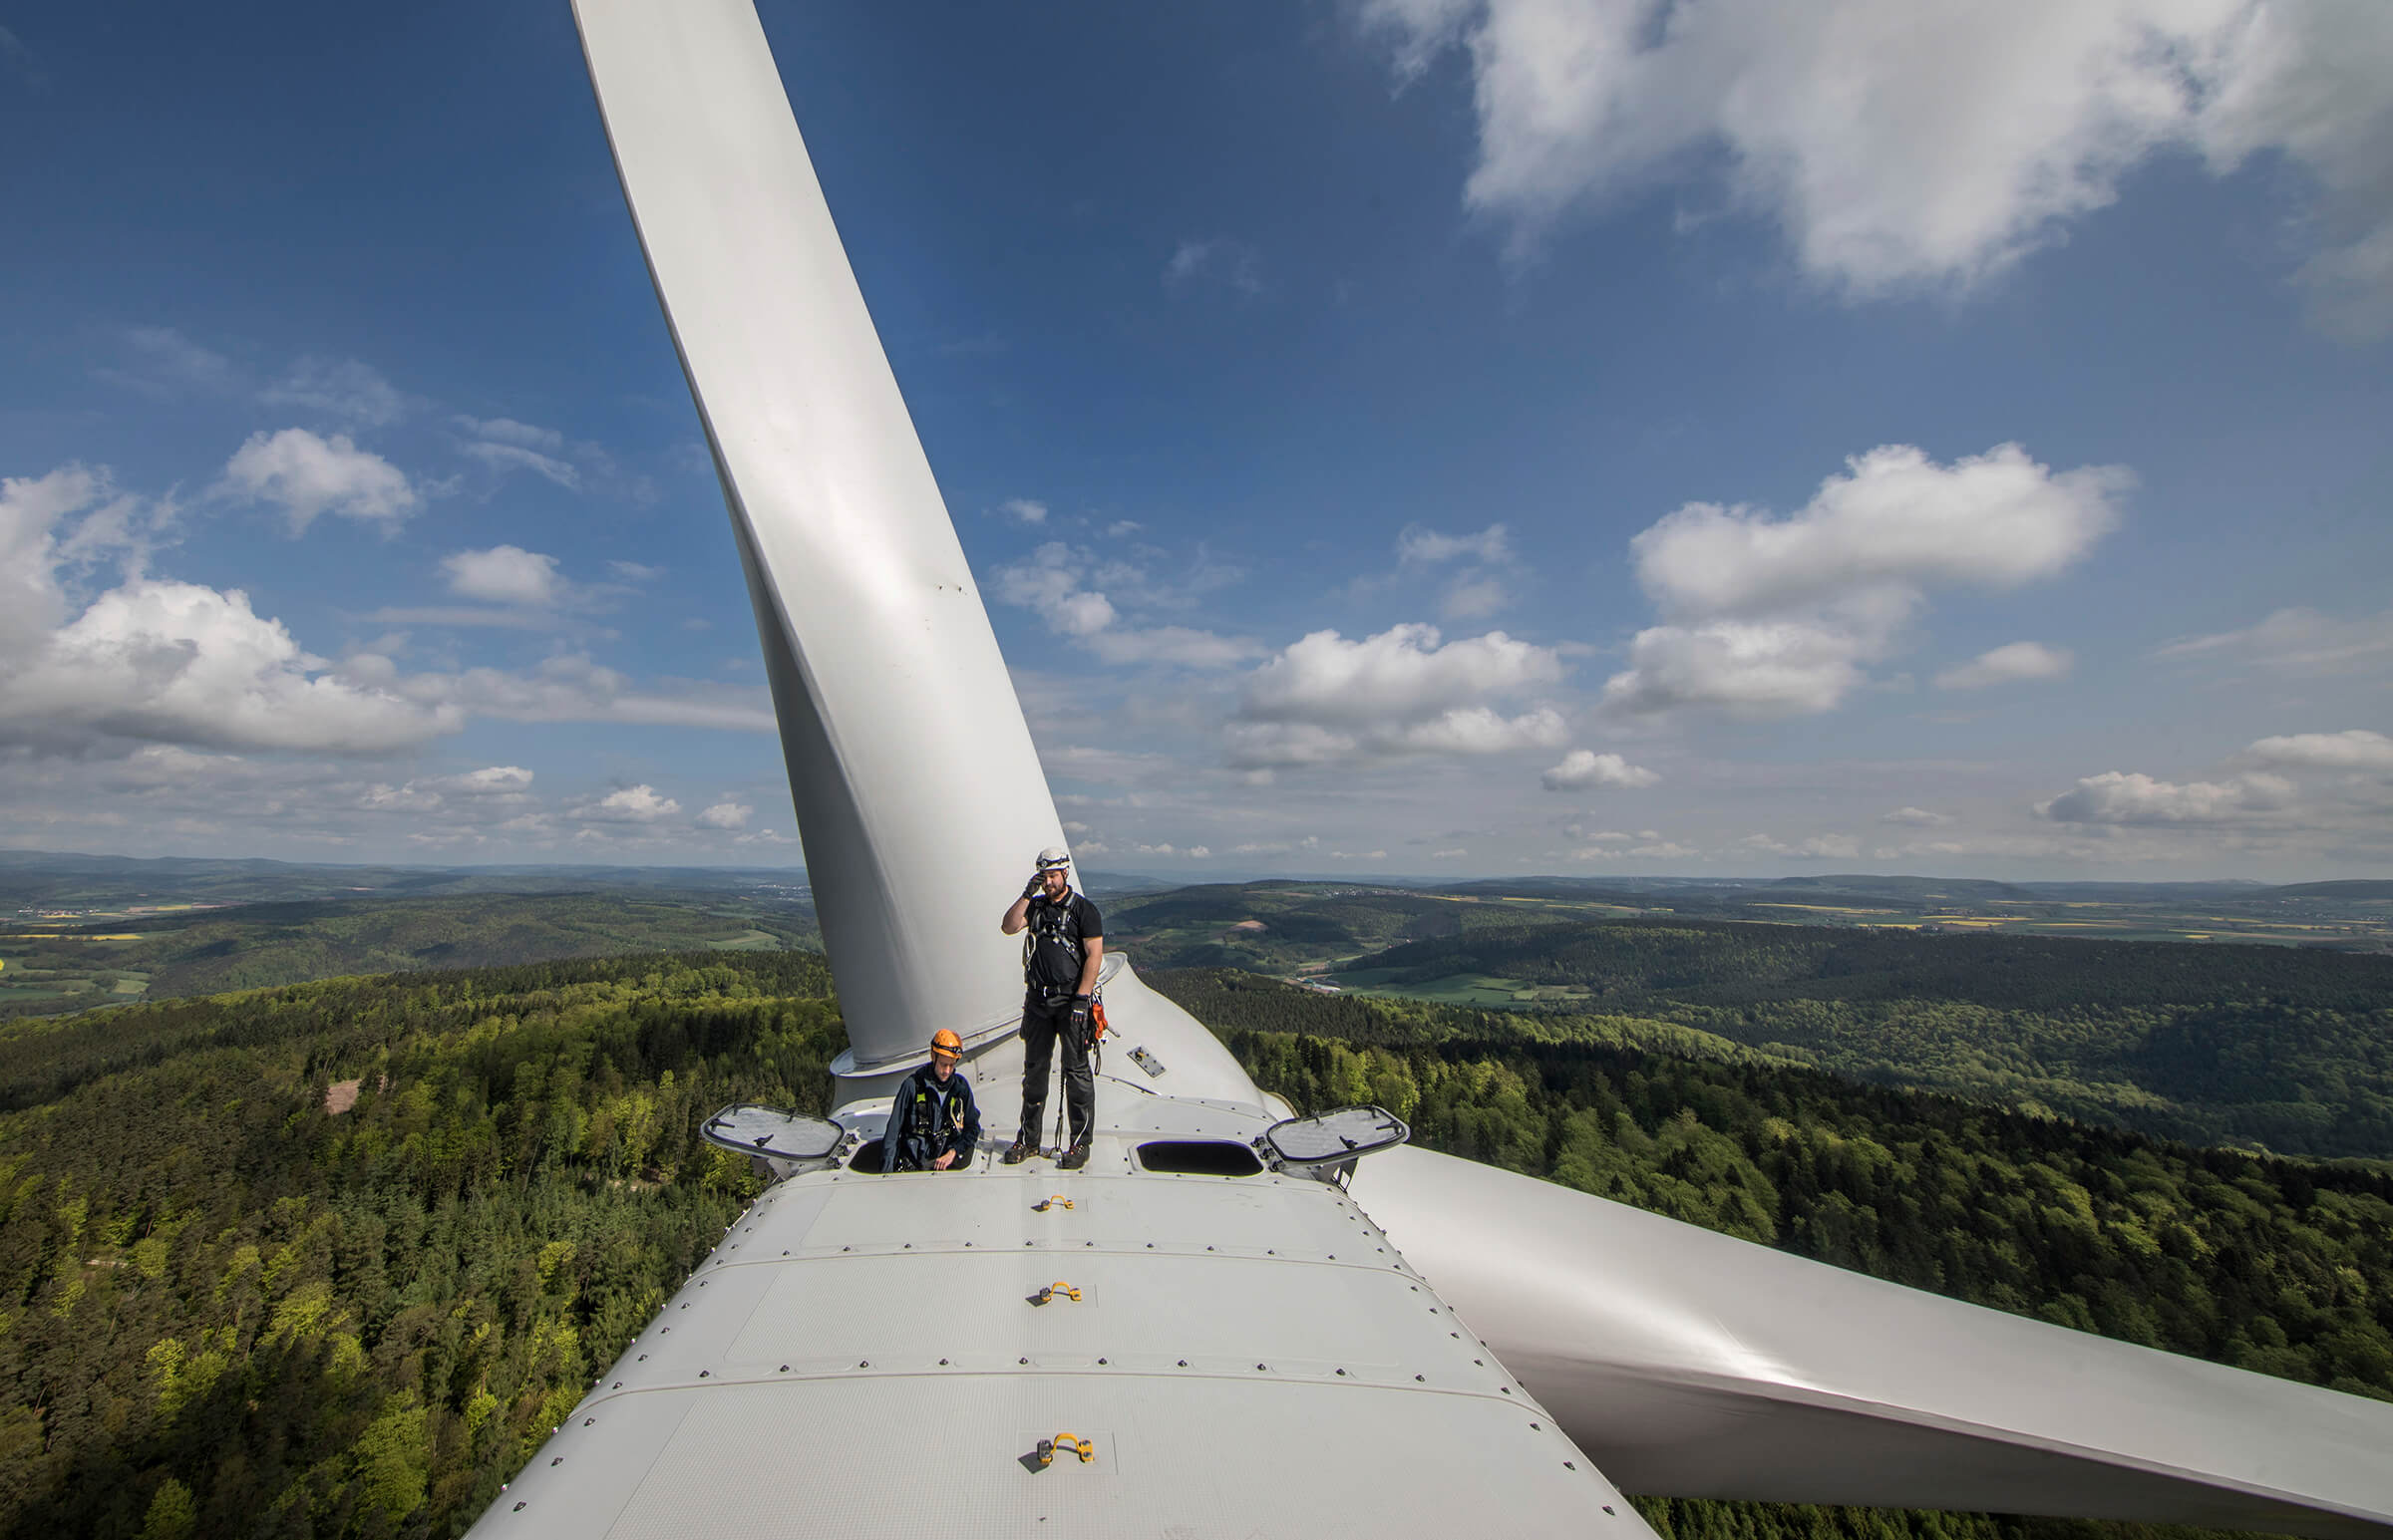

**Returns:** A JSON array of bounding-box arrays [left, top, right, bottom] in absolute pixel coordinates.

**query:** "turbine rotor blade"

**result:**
[[572, 0, 1064, 1073], [1353, 1147, 2393, 1539]]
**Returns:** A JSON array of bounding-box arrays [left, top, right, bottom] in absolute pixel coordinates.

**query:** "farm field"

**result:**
[[0, 892, 816, 1021], [1102, 874, 2393, 983]]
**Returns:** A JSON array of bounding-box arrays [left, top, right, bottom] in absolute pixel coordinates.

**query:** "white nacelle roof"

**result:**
[[469, 1129, 1641, 1538]]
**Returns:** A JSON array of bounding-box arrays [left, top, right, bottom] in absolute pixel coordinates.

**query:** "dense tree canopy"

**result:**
[[1300, 920, 2393, 1157], [0, 954, 837, 1538], [0, 948, 2384, 1538]]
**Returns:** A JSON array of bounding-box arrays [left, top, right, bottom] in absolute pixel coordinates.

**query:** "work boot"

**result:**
[[1001, 1136, 1033, 1165], [1057, 1140, 1091, 1171]]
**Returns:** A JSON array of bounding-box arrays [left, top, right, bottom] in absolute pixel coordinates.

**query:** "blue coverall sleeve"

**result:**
[[879, 1092, 905, 1172], [955, 1077, 981, 1164]]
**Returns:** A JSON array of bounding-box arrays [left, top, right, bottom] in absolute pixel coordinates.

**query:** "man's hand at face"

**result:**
[[933, 1150, 956, 1170]]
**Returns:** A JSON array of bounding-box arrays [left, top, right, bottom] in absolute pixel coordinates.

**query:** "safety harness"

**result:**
[[1023, 890, 1088, 1001], [1026, 888, 1106, 1156], [905, 1076, 968, 1143]]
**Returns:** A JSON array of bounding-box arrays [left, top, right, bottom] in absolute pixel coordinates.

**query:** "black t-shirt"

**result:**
[[1023, 890, 1103, 995]]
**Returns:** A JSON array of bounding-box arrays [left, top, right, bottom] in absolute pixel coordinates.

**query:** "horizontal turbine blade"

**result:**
[[1354, 1146, 2393, 1539]]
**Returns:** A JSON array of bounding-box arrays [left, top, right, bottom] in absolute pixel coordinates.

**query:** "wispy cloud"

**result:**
[[991, 541, 1259, 670], [2155, 607, 2393, 677], [91, 327, 236, 399], [451, 415, 606, 491], [0, 24, 37, 86], [1164, 237, 1263, 295], [265, 359, 412, 427], [1935, 640, 2073, 691]]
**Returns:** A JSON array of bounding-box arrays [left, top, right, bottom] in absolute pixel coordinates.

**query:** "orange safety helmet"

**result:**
[[929, 1028, 963, 1061]]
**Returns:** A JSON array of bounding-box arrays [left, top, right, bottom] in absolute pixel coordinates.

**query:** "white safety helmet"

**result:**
[[1035, 846, 1072, 871]]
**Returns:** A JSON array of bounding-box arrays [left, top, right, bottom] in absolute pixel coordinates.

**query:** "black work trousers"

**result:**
[[1018, 992, 1093, 1149]]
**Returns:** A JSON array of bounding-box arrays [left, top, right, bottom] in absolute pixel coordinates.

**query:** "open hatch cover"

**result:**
[[702, 1104, 846, 1162], [1262, 1105, 1409, 1167]]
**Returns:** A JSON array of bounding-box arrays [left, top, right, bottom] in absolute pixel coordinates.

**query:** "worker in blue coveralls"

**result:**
[[880, 1028, 980, 1172]]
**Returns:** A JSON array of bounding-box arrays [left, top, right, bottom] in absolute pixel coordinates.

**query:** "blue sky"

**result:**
[[1, 0, 2387, 880]]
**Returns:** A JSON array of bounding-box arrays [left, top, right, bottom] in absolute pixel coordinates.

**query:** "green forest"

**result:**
[[1319, 919, 2393, 1158], [1, 950, 2386, 1538], [0, 953, 836, 1538]]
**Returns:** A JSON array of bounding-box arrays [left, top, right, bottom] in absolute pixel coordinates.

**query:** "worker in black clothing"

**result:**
[[999, 846, 1103, 1169], [880, 1029, 980, 1172]]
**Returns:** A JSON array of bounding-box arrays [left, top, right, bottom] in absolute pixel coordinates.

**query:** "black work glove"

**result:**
[[1022, 874, 1045, 900], [1067, 995, 1092, 1041]]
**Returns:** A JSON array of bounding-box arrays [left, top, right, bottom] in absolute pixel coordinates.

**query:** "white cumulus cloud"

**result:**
[[569, 784, 682, 823], [1935, 640, 2075, 690], [4, 580, 458, 755], [1603, 617, 1870, 717], [2037, 770, 2296, 824], [1364, 0, 2393, 333], [1604, 444, 2124, 717], [1541, 749, 1660, 790], [1630, 445, 2122, 618], [0, 465, 458, 756], [220, 428, 417, 534], [442, 545, 567, 608], [697, 799, 753, 830], [1243, 624, 1562, 725], [445, 766, 535, 795], [1229, 623, 1568, 767]]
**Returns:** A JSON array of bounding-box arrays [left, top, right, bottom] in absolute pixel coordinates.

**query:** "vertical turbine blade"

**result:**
[[572, 0, 1066, 1073]]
